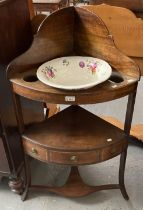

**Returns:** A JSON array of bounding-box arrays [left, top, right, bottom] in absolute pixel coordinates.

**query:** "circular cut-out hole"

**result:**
[[23, 75, 38, 82], [109, 71, 124, 83]]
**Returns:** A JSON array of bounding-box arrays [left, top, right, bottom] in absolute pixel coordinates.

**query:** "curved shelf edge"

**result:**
[[22, 105, 128, 165], [10, 68, 138, 104]]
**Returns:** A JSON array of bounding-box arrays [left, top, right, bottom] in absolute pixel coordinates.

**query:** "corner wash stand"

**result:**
[[7, 7, 140, 200]]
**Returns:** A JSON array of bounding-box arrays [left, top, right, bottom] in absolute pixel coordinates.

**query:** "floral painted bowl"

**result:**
[[37, 56, 112, 90]]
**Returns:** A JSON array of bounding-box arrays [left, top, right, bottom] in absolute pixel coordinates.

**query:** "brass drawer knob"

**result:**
[[31, 148, 38, 155], [70, 155, 78, 162]]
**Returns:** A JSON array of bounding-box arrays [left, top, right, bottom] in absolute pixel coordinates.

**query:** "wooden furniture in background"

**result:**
[[33, 0, 69, 14], [0, 0, 32, 65], [88, 0, 143, 13], [87, 1, 143, 75], [81, 3, 143, 141], [7, 7, 140, 200], [0, 0, 57, 193], [0, 0, 33, 193]]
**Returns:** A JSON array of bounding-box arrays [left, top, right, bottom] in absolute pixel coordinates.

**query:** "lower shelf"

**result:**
[[30, 166, 120, 197], [21, 164, 129, 201], [22, 105, 128, 165]]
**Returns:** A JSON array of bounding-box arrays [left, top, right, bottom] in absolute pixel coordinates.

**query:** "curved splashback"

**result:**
[[7, 6, 140, 81]]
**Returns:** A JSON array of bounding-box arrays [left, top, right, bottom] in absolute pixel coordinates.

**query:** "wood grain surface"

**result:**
[[0, 0, 32, 64], [82, 4, 143, 57], [22, 105, 128, 165], [81, 4, 143, 75], [6, 6, 134, 199], [89, 0, 143, 12], [7, 7, 140, 104]]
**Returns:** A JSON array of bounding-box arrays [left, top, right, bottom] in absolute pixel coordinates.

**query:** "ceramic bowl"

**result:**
[[37, 56, 112, 90]]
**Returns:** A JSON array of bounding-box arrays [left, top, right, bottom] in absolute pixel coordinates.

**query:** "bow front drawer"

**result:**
[[23, 140, 48, 162], [48, 150, 100, 165]]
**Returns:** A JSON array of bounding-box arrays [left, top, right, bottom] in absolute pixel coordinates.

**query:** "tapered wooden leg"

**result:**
[[124, 91, 137, 136], [21, 155, 31, 201], [12, 92, 24, 134], [119, 149, 129, 200], [119, 89, 138, 200]]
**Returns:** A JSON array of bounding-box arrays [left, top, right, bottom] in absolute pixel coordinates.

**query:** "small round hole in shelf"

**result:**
[[23, 75, 38, 82], [109, 71, 124, 83]]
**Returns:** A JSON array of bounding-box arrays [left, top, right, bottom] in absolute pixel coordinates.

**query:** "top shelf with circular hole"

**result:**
[[7, 6, 140, 105], [10, 67, 138, 104]]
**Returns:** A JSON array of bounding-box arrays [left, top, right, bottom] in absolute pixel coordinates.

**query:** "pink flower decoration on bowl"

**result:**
[[79, 61, 85, 68], [46, 68, 55, 78], [89, 62, 97, 74]]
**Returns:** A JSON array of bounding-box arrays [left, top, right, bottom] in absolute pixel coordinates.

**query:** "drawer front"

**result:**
[[23, 140, 47, 161], [48, 150, 100, 165], [100, 141, 127, 161], [23, 140, 127, 164]]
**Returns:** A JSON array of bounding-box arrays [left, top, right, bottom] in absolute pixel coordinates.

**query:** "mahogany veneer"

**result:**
[[0, 0, 32, 64], [7, 6, 140, 201], [22, 106, 127, 164], [10, 67, 139, 105], [7, 7, 140, 105]]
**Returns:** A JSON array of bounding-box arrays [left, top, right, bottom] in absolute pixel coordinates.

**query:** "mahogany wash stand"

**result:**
[[7, 7, 140, 201]]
